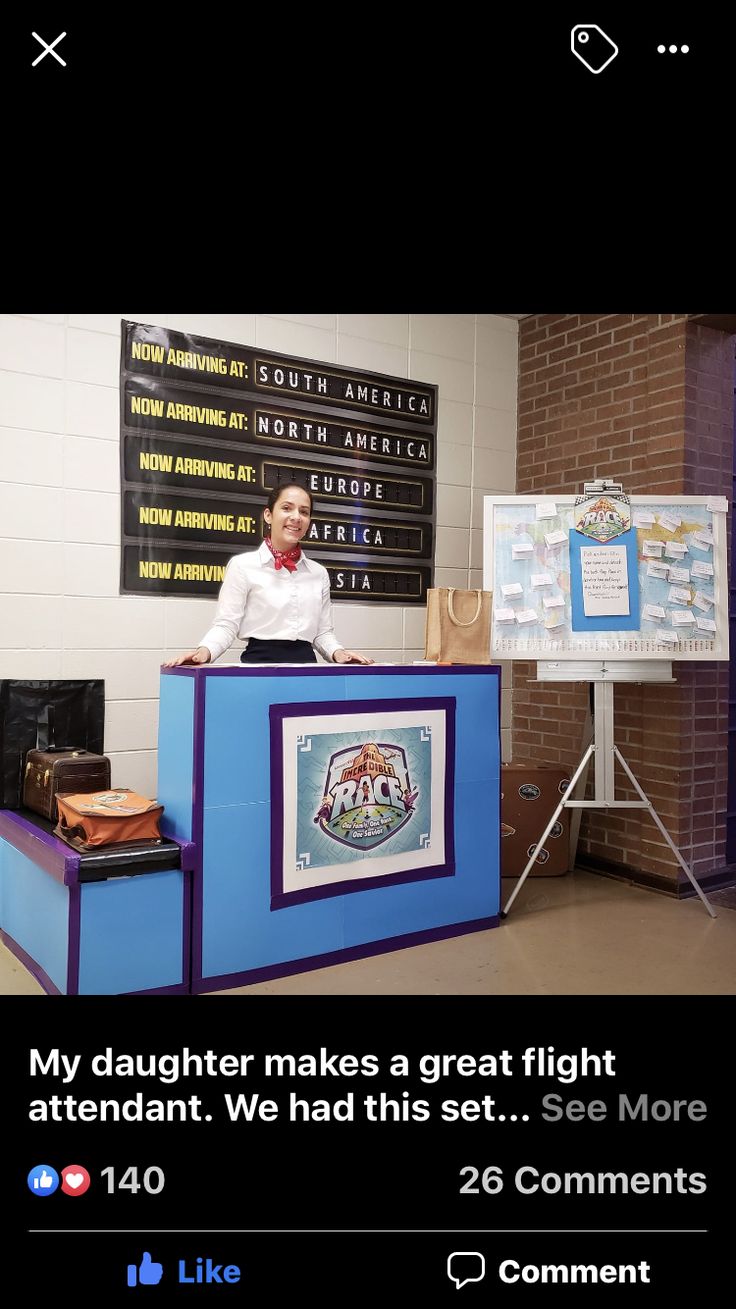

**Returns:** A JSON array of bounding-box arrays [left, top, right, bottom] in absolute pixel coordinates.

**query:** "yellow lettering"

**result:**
[[139, 452, 173, 472], [139, 560, 172, 578], [174, 563, 227, 581], [131, 396, 164, 417], [132, 342, 165, 363], [140, 507, 173, 526]]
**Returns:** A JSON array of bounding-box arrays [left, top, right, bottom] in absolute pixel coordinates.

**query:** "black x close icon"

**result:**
[[32, 31, 67, 66]]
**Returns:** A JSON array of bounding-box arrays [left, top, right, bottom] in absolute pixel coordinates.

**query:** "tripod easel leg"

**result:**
[[613, 746, 716, 919], [501, 744, 594, 918]]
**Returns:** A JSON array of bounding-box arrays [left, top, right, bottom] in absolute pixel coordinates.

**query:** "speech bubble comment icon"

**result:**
[[447, 1251, 486, 1290], [571, 24, 619, 73]]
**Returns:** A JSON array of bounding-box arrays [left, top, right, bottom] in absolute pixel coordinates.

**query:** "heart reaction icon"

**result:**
[[61, 1165, 91, 1196]]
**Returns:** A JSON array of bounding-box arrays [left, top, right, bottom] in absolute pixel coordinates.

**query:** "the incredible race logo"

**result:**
[[314, 741, 419, 851], [575, 495, 631, 543]]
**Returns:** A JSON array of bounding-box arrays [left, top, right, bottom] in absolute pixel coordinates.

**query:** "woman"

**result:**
[[163, 482, 373, 667]]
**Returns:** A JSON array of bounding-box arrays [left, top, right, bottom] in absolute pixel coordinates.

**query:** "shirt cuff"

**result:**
[[197, 630, 227, 663], [313, 634, 342, 661]]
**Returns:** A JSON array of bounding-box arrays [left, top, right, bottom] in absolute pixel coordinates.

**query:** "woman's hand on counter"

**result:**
[[332, 649, 374, 665], [162, 647, 212, 668]]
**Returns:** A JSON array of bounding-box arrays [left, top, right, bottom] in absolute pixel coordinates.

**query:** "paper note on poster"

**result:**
[[580, 544, 630, 617], [656, 629, 679, 646]]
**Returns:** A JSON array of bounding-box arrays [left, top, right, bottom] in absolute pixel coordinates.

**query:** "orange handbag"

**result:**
[[54, 789, 164, 850]]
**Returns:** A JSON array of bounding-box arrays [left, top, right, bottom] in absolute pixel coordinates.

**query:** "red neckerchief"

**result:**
[[265, 537, 301, 573]]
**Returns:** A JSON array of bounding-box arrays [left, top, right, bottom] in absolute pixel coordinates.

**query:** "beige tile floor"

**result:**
[[2, 870, 736, 996]]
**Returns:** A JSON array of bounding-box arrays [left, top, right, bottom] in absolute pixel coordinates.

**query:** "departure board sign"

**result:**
[[121, 321, 437, 604], [124, 324, 435, 423]]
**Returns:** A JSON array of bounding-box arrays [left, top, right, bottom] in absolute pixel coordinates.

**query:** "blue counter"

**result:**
[[0, 811, 194, 995], [158, 664, 501, 993]]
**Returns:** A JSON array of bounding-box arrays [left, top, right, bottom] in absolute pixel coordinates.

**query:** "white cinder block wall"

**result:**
[[0, 314, 518, 797]]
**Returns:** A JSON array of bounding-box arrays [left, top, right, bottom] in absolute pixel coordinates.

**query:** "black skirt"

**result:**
[[240, 638, 317, 665]]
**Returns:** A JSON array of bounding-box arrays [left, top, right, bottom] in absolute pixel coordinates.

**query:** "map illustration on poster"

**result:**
[[483, 495, 728, 661]]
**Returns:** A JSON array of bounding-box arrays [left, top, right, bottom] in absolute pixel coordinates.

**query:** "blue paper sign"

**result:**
[[569, 526, 640, 632]]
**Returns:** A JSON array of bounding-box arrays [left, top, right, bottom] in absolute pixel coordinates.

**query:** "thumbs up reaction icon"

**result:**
[[127, 1252, 164, 1287], [27, 1165, 60, 1196]]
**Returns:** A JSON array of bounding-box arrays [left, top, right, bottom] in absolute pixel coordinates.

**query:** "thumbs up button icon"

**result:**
[[127, 1253, 164, 1287], [27, 1165, 60, 1196]]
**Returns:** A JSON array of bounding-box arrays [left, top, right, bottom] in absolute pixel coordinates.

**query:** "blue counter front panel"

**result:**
[[77, 872, 185, 995], [1, 842, 69, 993], [158, 666, 500, 991], [0, 835, 186, 995], [157, 672, 196, 841]]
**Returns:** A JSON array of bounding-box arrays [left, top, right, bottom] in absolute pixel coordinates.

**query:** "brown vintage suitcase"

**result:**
[[23, 749, 111, 822], [501, 763, 571, 877]]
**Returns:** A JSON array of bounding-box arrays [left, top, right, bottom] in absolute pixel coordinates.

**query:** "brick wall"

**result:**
[[514, 314, 734, 888]]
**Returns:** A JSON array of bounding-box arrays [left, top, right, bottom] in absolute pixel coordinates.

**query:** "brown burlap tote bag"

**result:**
[[424, 588, 492, 663]]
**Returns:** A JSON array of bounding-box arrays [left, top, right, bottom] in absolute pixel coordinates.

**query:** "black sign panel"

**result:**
[[124, 321, 436, 425], [124, 545, 430, 604], [124, 489, 431, 557], [124, 432, 431, 516], [124, 545, 232, 595], [262, 458, 433, 515], [124, 490, 261, 548], [254, 356, 434, 424], [251, 406, 433, 471], [325, 564, 432, 603], [121, 322, 437, 603], [304, 516, 431, 558], [124, 377, 251, 442], [124, 433, 257, 493], [124, 381, 433, 471]]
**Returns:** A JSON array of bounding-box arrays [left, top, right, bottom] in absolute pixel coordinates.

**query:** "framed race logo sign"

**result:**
[[269, 697, 456, 907]]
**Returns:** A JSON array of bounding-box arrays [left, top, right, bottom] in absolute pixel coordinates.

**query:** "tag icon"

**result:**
[[571, 25, 619, 73]]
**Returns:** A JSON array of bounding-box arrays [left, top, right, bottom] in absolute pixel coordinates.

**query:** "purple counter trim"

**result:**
[[192, 915, 499, 993], [190, 672, 207, 987], [163, 664, 502, 679], [0, 928, 63, 995], [67, 883, 81, 996], [270, 695, 456, 908], [0, 810, 80, 885], [172, 839, 197, 872], [269, 701, 285, 908]]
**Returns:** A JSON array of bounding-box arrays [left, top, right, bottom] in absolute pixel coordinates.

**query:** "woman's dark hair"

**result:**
[[265, 481, 313, 515]]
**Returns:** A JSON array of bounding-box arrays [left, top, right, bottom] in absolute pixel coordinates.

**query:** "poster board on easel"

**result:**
[[482, 494, 728, 662]]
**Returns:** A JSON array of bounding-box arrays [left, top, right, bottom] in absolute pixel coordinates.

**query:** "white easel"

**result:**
[[501, 658, 716, 920]]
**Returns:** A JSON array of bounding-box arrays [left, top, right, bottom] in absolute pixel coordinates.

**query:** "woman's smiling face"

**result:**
[[265, 485, 312, 551]]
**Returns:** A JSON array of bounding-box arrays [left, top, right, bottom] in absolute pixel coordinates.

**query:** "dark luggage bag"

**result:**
[[0, 680, 105, 808], [23, 749, 111, 822]]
